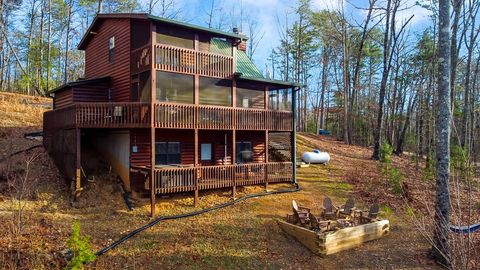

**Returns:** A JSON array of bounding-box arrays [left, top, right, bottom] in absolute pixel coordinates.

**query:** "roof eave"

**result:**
[[147, 14, 245, 40], [237, 75, 303, 88], [48, 77, 111, 94]]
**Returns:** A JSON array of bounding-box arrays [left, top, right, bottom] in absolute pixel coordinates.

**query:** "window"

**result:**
[[236, 82, 265, 108], [199, 77, 232, 106], [108, 36, 115, 62], [268, 88, 292, 111], [155, 142, 181, 165], [201, 143, 212, 161], [236, 141, 252, 164], [156, 71, 194, 103]]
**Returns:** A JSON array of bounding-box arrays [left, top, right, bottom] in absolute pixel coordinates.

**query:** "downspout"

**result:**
[[292, 86, 299, 184]]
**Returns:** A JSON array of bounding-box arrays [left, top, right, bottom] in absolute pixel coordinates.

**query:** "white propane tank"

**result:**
[[302, 149, 330, 164]]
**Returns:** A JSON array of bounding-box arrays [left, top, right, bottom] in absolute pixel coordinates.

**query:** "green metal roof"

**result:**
[[209, 38, 264, 79], [210, 38, 234, 56], [236, 50, 264, 78]]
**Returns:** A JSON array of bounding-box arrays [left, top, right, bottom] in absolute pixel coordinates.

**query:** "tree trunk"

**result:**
[[319, 47, 329, 130], [372, 0, 392, 159], [431, 0, 451, 266], [449, 0, 462, 112], [46, 0, 51, 92], [64, 0, 73, 83]]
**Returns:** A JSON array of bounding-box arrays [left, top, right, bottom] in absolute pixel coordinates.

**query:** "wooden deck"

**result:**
[[44, 102, 293, 131], [132, 162, 293, 194], [131, 44, 234, 78]]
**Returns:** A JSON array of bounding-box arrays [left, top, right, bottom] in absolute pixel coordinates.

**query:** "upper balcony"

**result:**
[[132, 43, 234, 79]]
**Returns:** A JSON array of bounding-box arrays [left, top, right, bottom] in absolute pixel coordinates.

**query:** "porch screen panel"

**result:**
[[156, 27, 194, 49], [199, 77, 232, 106], [236, 81, 264, 108], [156, 71, 194, 103], [268, 88, 292, 111]]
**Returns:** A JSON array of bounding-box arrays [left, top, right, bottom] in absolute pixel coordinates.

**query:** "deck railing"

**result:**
[[75, 103, 150, 128], [45, 103, 292, 131], [44, 105, 77, 131], [154, 103, 292, 131], [151, 162, 293, 194], [153, 44, 233, 78]]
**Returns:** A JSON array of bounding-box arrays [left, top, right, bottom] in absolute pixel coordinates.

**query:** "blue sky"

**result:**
[[142, 0, 434, 75]]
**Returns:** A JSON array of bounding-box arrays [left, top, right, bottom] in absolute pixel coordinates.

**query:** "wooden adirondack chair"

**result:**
[[361, 204, 380, 223], [292, 200, 310, 225], [309, 212, 336, 232], [322, 197, 337, 220], [338, 197, 355, 217]]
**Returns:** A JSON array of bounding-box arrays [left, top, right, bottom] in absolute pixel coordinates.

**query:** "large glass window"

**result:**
[[156, 27, 194, 49], [155, 142, 181, 165], [156, 71, 194, 103], [236, 82, 264, 108], [199, 77, 232, 106], [236, 141, 252, 164], [268, 88, 292, 111]]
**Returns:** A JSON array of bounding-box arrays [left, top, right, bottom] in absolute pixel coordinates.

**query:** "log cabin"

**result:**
[[43, 13, 300, 215]]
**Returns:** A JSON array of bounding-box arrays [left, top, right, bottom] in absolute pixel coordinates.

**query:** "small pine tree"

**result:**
[[66, 221, 96, 270], [379, 142, 393, 164]]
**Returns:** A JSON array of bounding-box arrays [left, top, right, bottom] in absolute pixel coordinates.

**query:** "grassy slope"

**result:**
[[0, 92, 443, 269]]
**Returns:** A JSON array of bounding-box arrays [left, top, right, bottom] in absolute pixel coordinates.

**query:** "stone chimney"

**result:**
[[233, 27, 247, 52]]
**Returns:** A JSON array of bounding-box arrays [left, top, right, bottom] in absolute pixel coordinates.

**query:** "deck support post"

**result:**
[[232, 129, 236, 200], [292, 87, 298, 183], [265, 130, 269, 191], [74, 128, 81, 200], [149, 22, 157, 217], [194, 128, 199, 207], [264, 86, 269, 191]]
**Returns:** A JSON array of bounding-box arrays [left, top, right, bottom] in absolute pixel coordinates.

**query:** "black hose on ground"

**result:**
[[0, 144, 43, 163], [95, 183, 300, 257]]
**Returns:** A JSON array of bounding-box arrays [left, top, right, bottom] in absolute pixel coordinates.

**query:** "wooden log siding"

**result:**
[[153, 162, 293, 194], [153, 44, 233, 78]]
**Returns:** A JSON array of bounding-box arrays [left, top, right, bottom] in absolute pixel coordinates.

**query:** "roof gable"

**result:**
[[78, 13, 245, 50]]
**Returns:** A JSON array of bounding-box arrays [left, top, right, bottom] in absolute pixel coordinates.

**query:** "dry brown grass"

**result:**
[[0, 92, 51, 127], [0, 96, 445, 269], [0, 130, 443, 269]]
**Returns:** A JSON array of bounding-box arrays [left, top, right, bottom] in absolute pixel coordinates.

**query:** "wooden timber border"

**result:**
[[277, 219, 390, 256]]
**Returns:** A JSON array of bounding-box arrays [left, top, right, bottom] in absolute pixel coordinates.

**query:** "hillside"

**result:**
[[0, 92, 477, 269], [0, 92, 51, 127]]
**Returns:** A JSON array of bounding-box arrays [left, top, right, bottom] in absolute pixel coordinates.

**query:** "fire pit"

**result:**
[[278, 198, 390, 256]]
